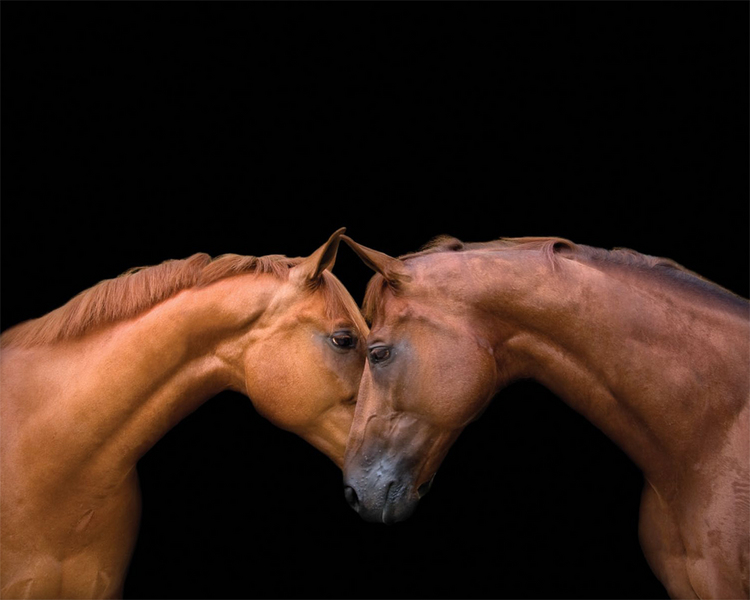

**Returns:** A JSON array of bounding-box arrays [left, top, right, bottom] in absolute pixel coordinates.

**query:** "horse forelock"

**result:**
[[318, 271, 369, 337], [362, 274, 390, 325], [1, 253, 305, 348]]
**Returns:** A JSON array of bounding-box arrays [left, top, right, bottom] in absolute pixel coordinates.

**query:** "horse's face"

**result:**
[[345, 292, 497, 522], [240, 230, 368, 467], [341, 238, 498, 523]]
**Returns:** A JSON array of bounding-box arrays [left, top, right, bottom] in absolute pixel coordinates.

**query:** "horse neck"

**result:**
[[465, 251, 749, 488], [3, 274, 280, 479]]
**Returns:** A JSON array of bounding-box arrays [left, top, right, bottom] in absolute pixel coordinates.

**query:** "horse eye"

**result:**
[[369, 346, 391, 363], [331, 332, 356, 349]]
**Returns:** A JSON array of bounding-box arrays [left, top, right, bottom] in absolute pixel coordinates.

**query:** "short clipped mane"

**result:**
[[401, 235, 577, 266], [362, 235, 747, 322], [1, 253, 303, 348]]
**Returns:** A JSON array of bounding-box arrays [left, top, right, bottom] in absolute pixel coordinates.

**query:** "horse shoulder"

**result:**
[[1, 345, 141, 599], [676, 404, 749, 598]]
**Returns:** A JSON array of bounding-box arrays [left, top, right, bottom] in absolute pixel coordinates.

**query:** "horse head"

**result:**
[[340, 236, 498, 522]]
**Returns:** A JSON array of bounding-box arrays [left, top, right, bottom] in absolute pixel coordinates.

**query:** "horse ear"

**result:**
[[341, 235, 410, 289], [294, 227, 346, 285]]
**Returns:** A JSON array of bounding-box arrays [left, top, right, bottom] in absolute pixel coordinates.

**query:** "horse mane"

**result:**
[[362, 235, 747, 322], [408, 235, 690, 272], [1, 253, 307, 349]]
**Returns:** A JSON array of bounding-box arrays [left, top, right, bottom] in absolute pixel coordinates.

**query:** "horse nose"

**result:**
[[417, 479, 432, 498], [343, 485, 360, 512]]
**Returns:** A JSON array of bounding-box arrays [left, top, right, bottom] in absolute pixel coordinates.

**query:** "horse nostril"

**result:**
[[417, 478, 433, 499], [344, 486, 360, 511]]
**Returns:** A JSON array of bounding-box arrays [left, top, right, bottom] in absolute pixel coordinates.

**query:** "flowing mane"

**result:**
[[1, 252, 363, 349], [363, 236, 747, 322]]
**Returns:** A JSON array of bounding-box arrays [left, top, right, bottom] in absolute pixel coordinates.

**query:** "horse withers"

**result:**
[[341, 234, 748, 599], [0, 229, 368, 599]]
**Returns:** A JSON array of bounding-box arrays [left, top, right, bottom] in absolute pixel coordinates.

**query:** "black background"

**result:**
[[2, 5, 747, 599]]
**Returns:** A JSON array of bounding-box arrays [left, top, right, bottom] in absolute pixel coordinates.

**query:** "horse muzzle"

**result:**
[[343, 467, 435, 524], [342, 411, 445, 523], [343, 478, 416, 524]]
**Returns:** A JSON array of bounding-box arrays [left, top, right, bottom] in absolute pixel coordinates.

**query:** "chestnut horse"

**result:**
[[0, 229, 368, 599], [341, 235, 748, 599]]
